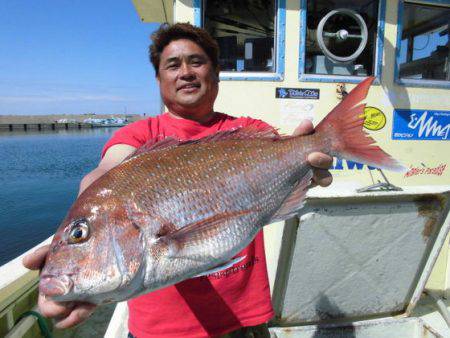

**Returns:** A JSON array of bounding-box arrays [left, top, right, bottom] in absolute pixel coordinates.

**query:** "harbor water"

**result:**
[[0, 128, 119, 266]]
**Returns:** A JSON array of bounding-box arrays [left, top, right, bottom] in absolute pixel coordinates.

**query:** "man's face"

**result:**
[[157, 39, 219, 118]]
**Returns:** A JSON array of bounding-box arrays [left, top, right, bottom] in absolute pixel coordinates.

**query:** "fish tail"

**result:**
[[315, 77, 404, 171]]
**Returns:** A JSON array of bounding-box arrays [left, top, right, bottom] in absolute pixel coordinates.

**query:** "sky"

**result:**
[[0, 1, 161, 116], [400, 31, 449, 64]]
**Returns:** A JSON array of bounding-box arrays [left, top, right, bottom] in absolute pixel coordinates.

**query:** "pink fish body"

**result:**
[[40, 77, 402, 304]]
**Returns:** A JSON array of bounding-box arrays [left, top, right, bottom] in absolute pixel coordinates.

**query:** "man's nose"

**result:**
[[179, 62, 195, 79]]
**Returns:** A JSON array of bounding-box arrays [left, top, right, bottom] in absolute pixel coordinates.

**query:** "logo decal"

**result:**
[[393, 109, 449, 140], [276, 88, 320, 100], [363, 106, 386, 131]]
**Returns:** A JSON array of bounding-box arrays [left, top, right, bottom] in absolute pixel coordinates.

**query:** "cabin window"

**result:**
[[300, 0, 383, 81], [200, 0, 285, 80], [397, 2, 450, 84]]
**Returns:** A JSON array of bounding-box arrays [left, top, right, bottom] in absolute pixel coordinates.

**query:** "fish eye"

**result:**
[[68, 219, 90, 244]]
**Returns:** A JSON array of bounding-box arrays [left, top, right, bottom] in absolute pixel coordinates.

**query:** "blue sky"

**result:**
[[0, 1, 161, 115], [400, 31, 448, 64]]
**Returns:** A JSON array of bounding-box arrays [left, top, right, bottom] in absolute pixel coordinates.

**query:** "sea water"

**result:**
[[0, 128, 118, 266]]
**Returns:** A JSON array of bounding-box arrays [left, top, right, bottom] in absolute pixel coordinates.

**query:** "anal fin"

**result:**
[[268, 170, 313, 223]]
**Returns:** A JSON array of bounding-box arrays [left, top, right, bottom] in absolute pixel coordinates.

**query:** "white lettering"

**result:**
[[394, 132, 413, 138], [408, 111, 450, 139], [287, 89, 318, 98]]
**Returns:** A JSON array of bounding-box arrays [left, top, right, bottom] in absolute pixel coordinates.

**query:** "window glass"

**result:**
[[399, 3, 450, 81], [305, 1, 379, 77], [204, 0, 276, 72]]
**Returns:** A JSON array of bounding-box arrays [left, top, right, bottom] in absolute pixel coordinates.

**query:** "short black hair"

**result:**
[[149, 22, 220, 76]]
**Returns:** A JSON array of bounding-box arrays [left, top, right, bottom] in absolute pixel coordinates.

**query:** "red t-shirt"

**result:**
[[102, 112, 274, 338]]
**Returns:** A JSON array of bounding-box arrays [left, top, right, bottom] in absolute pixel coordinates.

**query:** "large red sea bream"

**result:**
[[40, 77, 403, 304]]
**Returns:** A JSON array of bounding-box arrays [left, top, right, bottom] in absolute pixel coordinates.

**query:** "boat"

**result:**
[[2, 0, 449, 336], [83, 118, 128, 128]]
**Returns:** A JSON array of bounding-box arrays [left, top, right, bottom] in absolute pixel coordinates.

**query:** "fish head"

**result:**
[[40, 194, 145, 304]]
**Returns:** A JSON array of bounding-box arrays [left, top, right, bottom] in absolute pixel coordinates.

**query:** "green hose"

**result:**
[[16, 310, 53, 338]]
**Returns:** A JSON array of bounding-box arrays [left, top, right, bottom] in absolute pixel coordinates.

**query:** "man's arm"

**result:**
[[23, 143, 137, 329], [79, 144, 137, 195]]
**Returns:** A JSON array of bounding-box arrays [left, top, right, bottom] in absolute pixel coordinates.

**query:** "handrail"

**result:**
[[0, 237, 52, 335]]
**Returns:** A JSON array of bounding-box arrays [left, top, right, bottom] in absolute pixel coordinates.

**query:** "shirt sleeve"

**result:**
[[101, 119, 150, 158]]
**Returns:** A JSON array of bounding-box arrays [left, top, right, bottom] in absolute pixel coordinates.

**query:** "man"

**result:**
[[23, 23, 332, 337]]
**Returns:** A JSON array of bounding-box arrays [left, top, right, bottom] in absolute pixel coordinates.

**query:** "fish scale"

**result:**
[[40, 77, 404, 304], [103, 138, 309, 290]]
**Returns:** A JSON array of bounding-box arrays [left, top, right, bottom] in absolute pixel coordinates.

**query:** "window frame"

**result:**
[[194, 0, 286, 81], [394, 0, 450, 88], [298, 0, 387, 84]]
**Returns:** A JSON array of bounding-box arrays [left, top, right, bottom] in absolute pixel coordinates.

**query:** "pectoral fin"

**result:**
[[167, 209, 255, 243], [163, 209, 256, 258]]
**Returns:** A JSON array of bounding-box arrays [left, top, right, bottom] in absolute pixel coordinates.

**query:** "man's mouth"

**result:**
[[177, 83, 200, 92]]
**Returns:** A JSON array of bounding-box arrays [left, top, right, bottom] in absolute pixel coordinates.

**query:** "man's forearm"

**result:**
[[78, 168, 109, 196]]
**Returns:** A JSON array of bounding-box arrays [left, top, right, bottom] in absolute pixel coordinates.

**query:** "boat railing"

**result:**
[[0, 237, 52, 337]]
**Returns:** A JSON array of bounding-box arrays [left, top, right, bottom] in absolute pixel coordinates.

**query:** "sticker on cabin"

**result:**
[[404, 163, 447, 178], [279, 101, 315, 126], [276, 87, 319, 100], [392, 109, 450, 140], [363, 106, 386, 131]]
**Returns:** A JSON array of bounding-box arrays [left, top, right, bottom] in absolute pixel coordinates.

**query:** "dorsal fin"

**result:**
[[124, 136, 181, 161], [193, 125, 279, 142], [124, 126, 280, 162]]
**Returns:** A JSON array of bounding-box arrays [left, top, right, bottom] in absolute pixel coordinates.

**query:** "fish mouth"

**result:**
[[39, 274, 73, 297]]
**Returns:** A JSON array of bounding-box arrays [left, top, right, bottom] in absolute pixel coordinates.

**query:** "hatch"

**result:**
[[270, 187, 450, 336]]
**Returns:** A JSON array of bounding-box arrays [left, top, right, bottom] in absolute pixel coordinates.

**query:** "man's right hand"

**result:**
[[22, 245, 97, 329]]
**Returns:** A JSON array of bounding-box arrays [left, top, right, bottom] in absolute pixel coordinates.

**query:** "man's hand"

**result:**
[[22, 245, 97, 329], [293, 120, 333, 187], [21, 144, 135, 329]]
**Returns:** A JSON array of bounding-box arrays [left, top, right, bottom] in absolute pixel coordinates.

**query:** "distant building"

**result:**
[[83, 117, 127, 126], [56, 118, 77, 123]]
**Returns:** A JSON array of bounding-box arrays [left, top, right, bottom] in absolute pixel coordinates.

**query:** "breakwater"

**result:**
[[1, 122, 93, 131], [0, 114, 144, 132]]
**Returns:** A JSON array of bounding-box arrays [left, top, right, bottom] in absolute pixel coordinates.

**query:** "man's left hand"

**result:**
[[293, 120, 333, 187]]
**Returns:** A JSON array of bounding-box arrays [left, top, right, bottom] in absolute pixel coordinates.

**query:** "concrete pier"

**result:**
[[0, 122, 93, 132], [0, 114, 144, 132]]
